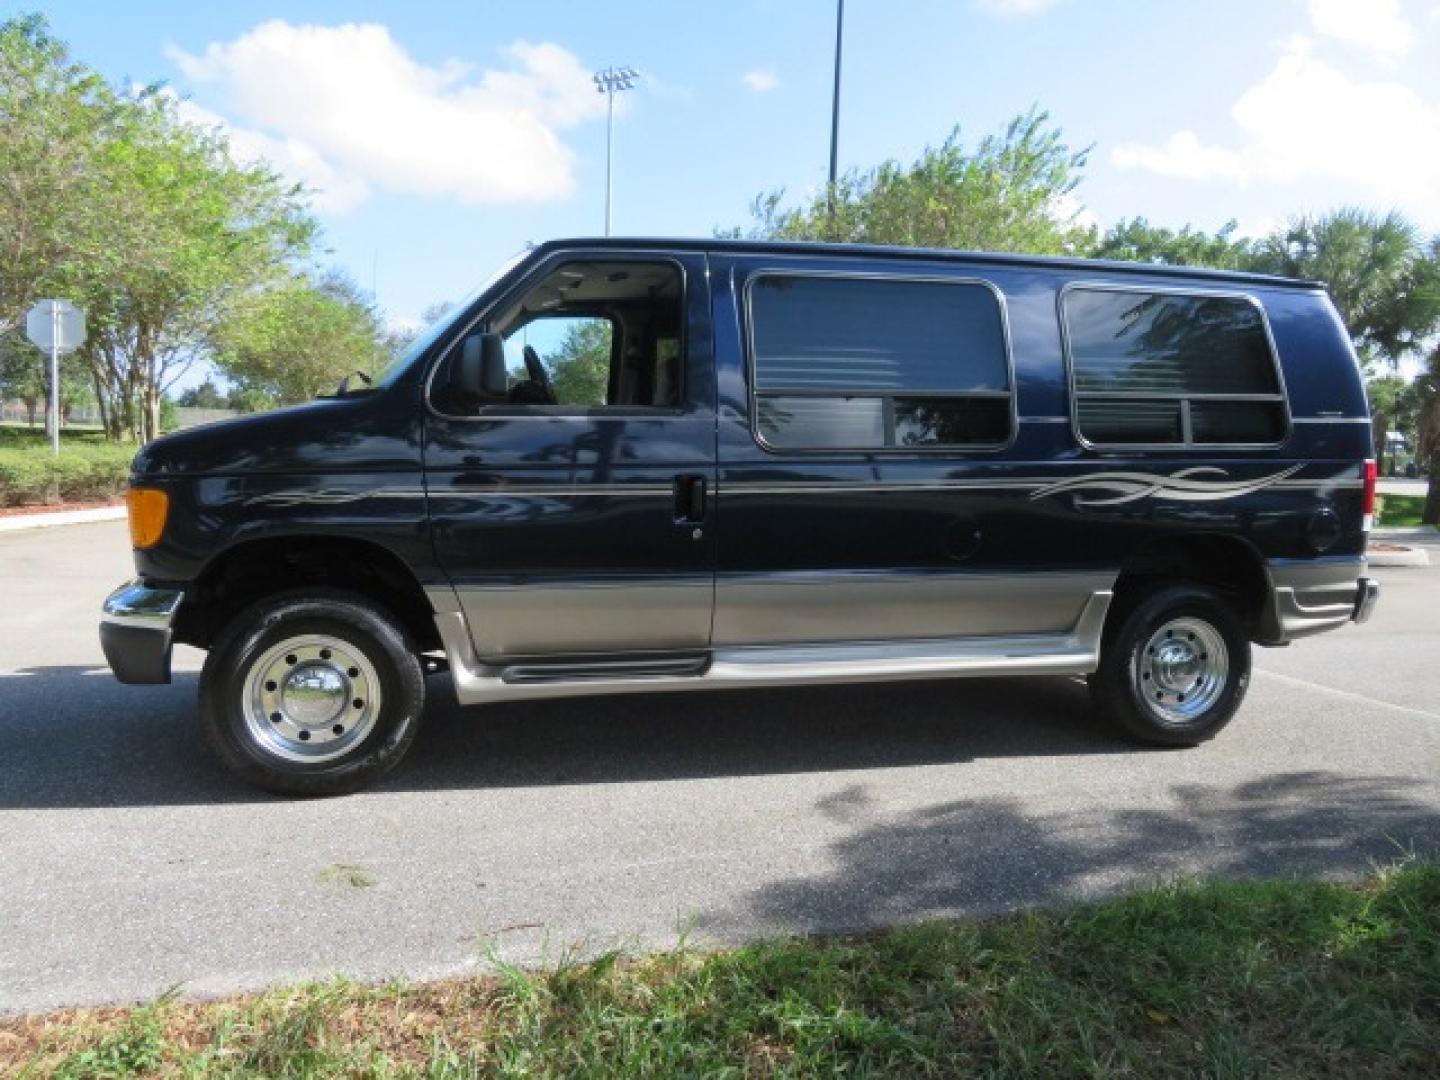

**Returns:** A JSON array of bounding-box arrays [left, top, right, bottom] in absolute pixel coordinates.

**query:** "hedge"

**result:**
[[0, 441, 136, 506]]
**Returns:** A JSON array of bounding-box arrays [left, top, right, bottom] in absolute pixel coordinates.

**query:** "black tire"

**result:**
[[1088, 584, 1250, 747], [199, 589, 425, 796]]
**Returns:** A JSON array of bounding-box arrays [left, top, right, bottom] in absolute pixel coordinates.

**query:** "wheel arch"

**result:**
[[174, 534, 441, 652], [1108, 533, 1271, 641]]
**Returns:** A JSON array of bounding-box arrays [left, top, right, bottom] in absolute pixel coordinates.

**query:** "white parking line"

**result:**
[[1255, 667, 1440, 722]]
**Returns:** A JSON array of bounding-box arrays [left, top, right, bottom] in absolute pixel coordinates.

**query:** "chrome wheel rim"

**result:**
[[241, 634, 382, 764], [1135, 617, 1229, 726]]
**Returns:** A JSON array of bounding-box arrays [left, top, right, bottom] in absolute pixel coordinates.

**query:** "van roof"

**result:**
[[535, 237, 1325, 291]]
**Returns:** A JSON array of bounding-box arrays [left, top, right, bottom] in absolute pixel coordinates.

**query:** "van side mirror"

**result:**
[[459, 332, 508, 400]]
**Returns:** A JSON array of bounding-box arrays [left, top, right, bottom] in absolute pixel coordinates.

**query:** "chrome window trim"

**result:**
[[740, 267, 1020, 456], [422, 249, 694, 422], [1057, 281, 1294, 453]]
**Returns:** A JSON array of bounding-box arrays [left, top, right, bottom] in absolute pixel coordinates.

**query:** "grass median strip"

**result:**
[[1376, 493, 1428, 529], [4, 858, 1437, 1077]]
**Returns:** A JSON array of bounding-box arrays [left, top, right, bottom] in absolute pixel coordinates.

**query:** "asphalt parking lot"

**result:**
[[2, 521, 1438, 1014]]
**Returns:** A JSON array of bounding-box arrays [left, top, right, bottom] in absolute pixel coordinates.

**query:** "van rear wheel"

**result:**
[[1088, 584, 1250, 746], [199, 590, 425, 796]]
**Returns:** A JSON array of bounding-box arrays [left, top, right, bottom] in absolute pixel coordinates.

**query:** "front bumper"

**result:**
[[100, 580, 185, 684]]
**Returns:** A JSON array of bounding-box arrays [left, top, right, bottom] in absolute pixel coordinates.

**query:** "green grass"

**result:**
[[5, 859, 1438, 1078], [0, 424, 135, 506], [1376, 493, 1427, 528]]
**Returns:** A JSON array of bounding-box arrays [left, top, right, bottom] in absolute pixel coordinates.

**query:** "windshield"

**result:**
[[371, 247, 532, 389]]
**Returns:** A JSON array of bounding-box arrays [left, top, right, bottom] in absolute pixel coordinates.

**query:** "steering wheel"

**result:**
[[522, 345, 555, 402]]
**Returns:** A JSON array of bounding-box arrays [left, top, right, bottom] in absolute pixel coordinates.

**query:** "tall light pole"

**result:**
[[828, 0, 844, 237], [593, 66, 638, 236]]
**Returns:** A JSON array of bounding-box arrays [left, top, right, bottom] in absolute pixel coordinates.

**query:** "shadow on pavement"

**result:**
[[0, 665, 1131, 808], [701, 770, 1440, 939]]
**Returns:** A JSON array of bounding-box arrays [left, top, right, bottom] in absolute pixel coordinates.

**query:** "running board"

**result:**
[[501, 655, 710, 684], [433, 592, 1112, 706]]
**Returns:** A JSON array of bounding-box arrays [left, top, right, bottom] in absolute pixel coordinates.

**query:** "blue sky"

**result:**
[[43, 0, 1440, 334]]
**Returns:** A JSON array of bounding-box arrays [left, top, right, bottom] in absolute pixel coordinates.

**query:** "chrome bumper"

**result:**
[[100, 580, 184, 684]]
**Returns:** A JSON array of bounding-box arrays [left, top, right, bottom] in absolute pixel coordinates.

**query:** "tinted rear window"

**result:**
[[1064, 287, 1287, 446], [749, 274, 1011, 449]]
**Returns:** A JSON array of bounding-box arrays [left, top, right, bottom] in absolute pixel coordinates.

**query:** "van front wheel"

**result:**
[[199, 590, 425, 795], [1088, 584, 1250, 746]]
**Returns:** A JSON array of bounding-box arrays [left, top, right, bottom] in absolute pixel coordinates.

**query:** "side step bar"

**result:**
[[502, 655, 710, 684], [433, 592, 1112, 707]]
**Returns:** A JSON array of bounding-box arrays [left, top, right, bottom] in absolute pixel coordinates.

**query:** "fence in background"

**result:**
[[2, 400, 239, 431]]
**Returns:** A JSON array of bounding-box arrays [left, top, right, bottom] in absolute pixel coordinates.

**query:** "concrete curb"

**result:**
[[1373, 525, 1438, 538], [0, 506, 125, 533], [1368, 545, 1431, 568]]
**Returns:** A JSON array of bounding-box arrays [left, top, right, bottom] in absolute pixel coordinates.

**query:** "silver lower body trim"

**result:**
[[454, 576, 713, 657], [713, 569, 1115, 646], [1264, 557, 1367, 642], [435, 591, 1113, 706]]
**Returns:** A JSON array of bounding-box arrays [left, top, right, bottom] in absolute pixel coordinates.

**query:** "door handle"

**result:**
[[673, 475, 707, 523]]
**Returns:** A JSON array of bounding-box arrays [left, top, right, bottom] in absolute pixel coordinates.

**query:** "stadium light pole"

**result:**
[[593, 66, 638, 236], [828, 0, 844, 236]]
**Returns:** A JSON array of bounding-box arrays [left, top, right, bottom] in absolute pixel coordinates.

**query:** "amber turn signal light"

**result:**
[[125, 487, 169, 549]]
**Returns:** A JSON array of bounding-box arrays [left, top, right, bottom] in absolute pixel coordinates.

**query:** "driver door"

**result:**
[[424, 250, 716, 660]]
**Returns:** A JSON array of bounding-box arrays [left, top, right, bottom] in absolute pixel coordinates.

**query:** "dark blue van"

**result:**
[[100, 238, 1380, 794]]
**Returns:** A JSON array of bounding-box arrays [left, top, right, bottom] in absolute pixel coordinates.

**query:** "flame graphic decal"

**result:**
[[1028, 465, 1302, 507]]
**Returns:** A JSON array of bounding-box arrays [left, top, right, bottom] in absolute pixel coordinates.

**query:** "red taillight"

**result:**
[[1362, 458, 1377, 526]]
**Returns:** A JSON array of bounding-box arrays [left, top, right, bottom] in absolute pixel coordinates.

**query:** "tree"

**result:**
[[0, 15, 118, 328], [72, 91, 314, 440], [545, 319, 612, 406], [211, 271, 392, 406], [1417, 352, 1440, 525], [0, 331, 45, 424], [0, 329, 91, 426], [176, 378, 228, 409], [730, 108, 1094, 255], [1092, 218, 1254, 269], [2, 16, 316, 442], [1366, 373, 1422, 476]]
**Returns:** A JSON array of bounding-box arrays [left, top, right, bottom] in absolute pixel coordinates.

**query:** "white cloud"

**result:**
[[1308, 0, 1413, 62], [1234, 215, 1281, 241], [170, 95, 369, 213], [1111, 37, 1440, 227], [973, 0, 1061, 15], [741, 69, 779, 94], [168, 20, 608, 212], [1112, 130, 1248, 183]]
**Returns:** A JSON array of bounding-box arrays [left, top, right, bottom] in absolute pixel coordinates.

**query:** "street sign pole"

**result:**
[[49, 301, 60, 455], [24, 299, 86, 456]]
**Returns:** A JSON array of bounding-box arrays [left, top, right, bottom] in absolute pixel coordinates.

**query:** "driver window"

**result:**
[[484, 259, 684, 411]]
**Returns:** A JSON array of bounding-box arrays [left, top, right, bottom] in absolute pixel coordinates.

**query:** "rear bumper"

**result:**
[[1352, 576, 1380, 625], [100, 580, 184, 684], [1262, 558, 1376, 644]]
